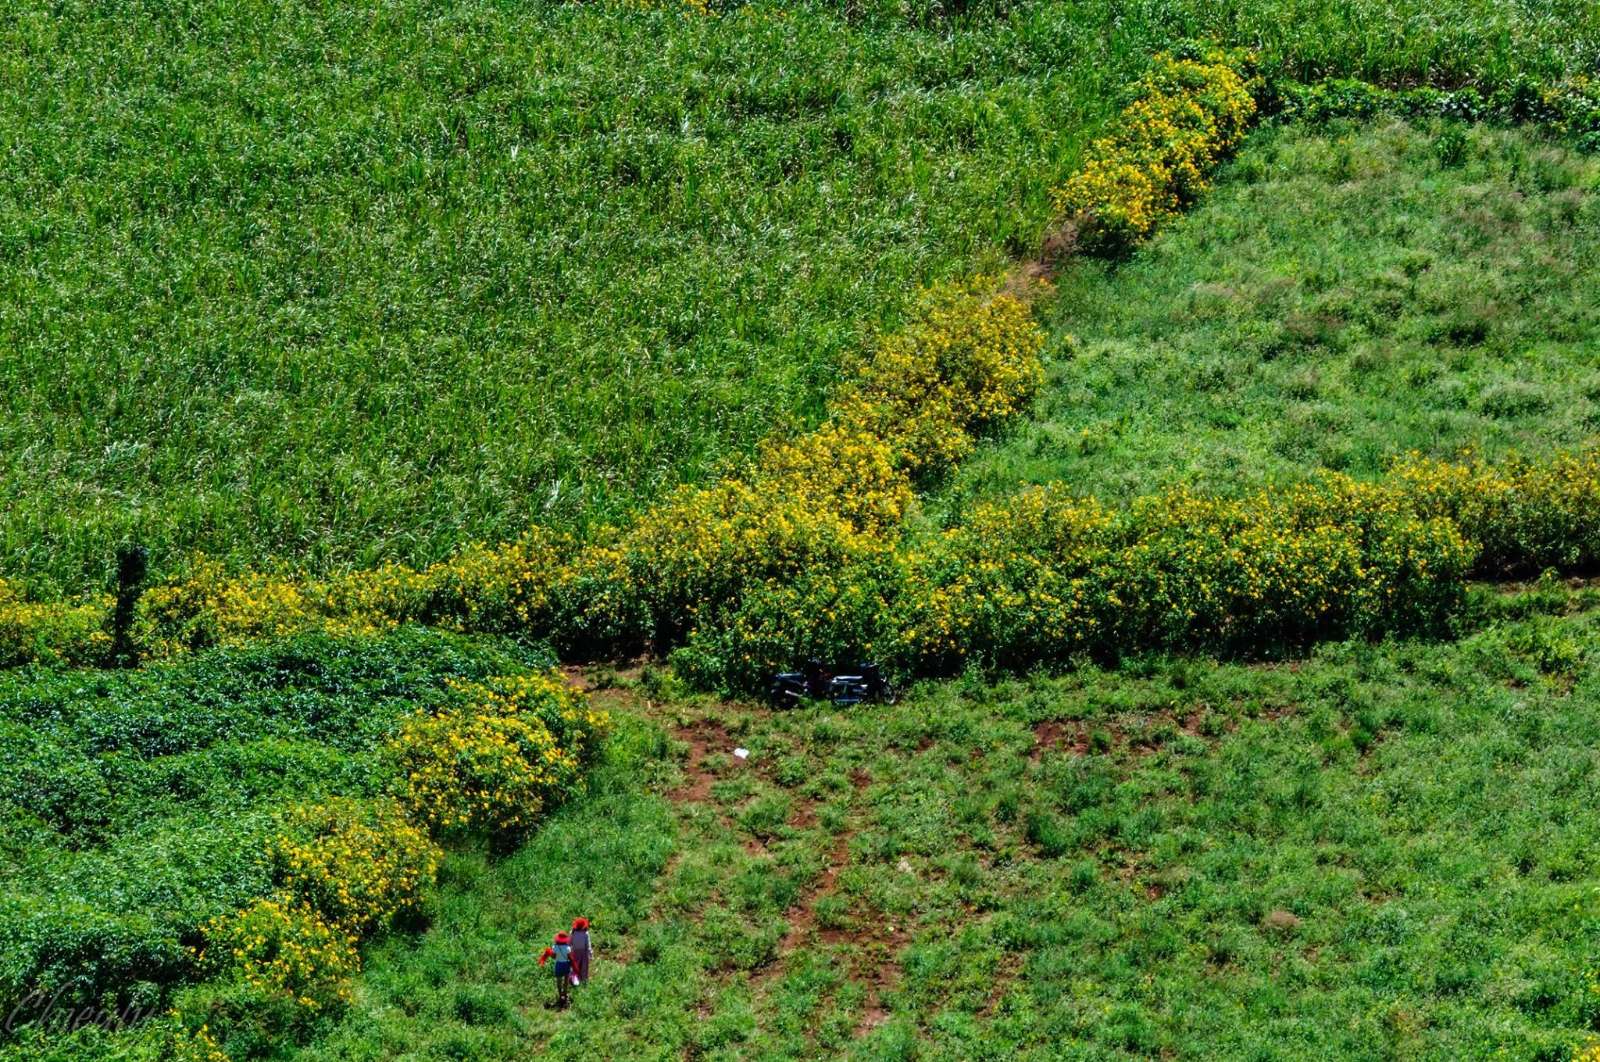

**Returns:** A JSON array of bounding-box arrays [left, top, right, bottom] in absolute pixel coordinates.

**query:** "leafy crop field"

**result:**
[[0, 632, 547, 1050], [5, 0, 1600, 594], [5, 1, 1600, 1060]]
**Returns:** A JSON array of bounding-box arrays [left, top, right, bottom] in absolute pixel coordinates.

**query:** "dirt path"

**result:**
[[562, 665, 915, 1048]]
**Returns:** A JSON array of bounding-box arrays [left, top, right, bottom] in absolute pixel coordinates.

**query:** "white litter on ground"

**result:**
[[733, 747, 750, 760]]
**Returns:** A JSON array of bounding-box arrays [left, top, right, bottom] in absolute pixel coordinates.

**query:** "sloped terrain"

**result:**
[[947, 120, 1600, 511]]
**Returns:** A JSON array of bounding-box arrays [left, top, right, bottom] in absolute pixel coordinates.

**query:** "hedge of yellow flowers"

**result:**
[[561, 278, 1042, 650], [271, 799, 442, 937], [1055, 47, 1258, 254], [672, 472, 1477, 689], [112, 276, 1042, 662], [904, 475, 1471, 665], [1390, 449, 1600, 578], [168, 672, 605, 1055]]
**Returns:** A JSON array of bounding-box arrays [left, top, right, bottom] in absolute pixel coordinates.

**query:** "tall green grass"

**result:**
[[0, 1, 1118, 595], [6, 0, 1600, 596]]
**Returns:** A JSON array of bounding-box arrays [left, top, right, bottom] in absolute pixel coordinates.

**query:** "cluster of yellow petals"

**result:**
[[1055, 48, 1258, 253], [386, 670, 608, 836]]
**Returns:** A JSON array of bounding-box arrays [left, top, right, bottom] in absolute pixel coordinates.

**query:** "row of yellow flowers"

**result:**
[[168, 674, 607, 1057], [674, 464, 1479, 689], [1055, 46, 1258, 253]]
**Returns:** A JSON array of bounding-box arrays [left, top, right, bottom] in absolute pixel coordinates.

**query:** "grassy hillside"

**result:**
[[6, 2, 1600, 1060], [6, 0, 1600, 596], [944, 119, 1600, 514], [291, 583, 1600, 1061]]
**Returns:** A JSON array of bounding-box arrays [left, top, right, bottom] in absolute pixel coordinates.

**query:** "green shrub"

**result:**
[[384, 671, 608, 839], [0, 630, 549, 1044]]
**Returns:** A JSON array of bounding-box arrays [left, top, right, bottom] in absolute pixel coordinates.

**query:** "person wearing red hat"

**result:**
[[537, 931, 574, 1008], [570, 918, 592, 986]]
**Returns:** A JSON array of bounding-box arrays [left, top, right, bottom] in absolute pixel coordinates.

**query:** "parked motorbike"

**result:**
[[767, 660, 897, 708]]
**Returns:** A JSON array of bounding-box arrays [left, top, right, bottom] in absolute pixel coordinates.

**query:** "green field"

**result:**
[[0, 1, 1108, 595], [4, 0, 1600, 595], [5, 0, 1600, 1059], [300, 583, 1600, 1061], [944, 119, 1600, 513]]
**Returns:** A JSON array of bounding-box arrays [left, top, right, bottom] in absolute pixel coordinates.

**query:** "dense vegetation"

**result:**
[[5, 0, 1600, 1059], [0, 1, 1107, 595]]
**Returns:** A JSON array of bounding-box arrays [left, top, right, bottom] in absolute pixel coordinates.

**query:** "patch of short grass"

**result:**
[[946, 119, 1600, 513], [294, 585, 1600, 1060]]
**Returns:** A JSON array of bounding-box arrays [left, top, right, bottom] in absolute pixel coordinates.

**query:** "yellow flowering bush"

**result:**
[[386, 703, 581, 837], [271, 799, 442, 937], [0, 579, 112, 667], [900, 475, 1472, 672], [680, 469, 1476, 689], [832, 281, 1046, 476], [455, 670, 612, 762], [195, 897, 359, 1014], [386, 671, 606, 838], [1056, 47, 1259, 254], [132, 558, 410, 656], [133, 534, 573, 655], [671, 542, 907, 692], [1391, 449, 1600, 577], [412, 528, 572, 634]]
